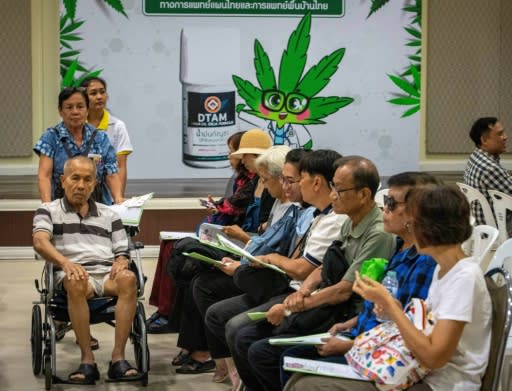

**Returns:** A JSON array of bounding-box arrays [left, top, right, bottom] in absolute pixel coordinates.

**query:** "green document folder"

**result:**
[[246, 312, 268, 321], [182, 252, 223, 267]]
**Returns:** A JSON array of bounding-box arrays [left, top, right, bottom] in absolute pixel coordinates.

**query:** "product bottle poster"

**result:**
[[68, 1, 420, 179]]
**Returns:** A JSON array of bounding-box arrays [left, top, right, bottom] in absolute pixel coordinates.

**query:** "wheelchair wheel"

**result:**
[[31, 305, 42, 375], [132, 302, 149, 382], [44, 354, 52, 390]]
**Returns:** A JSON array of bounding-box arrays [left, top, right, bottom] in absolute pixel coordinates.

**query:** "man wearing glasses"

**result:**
[[204, 149, 346, 388]]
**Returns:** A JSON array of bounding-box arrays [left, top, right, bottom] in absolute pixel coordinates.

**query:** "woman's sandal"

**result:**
[[212, 370, 230, 383], [107, 359, 139, 380], [171, 350, 190, 366], [75, 335, 100, 350], [68, 363, 100, 384]]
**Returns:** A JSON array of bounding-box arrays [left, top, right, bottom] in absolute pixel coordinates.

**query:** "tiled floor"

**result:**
[[0, 258, 229, 390]]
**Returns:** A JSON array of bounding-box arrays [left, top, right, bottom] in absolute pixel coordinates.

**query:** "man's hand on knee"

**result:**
[[62, 261, 88, 281], [110, 257, 130, 280]]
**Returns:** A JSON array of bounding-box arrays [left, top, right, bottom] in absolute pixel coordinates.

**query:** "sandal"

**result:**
[[68, 363, 100, 384], [176, 358, 215, 374], [75, 336, 100, 350], [171, 350, 190, 366], [108, 359, 139, 380], [148, 316, 174, 334], [212, 370, 230, 383]]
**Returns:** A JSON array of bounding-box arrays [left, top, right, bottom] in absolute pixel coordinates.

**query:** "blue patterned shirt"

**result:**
[[351, 238, 436, 337], [34, 122, 118, 205]]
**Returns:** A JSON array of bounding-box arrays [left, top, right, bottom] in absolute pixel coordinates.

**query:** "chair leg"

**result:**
[[507, 360, 512, 391]]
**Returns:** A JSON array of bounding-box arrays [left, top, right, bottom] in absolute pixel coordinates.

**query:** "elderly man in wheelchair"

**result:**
[[33, 155, 141, 384]]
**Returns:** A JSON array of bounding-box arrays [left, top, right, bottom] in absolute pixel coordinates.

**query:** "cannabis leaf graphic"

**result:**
[[59, 0, 128, 87], [62, 0, 127, 21], [367, 0, 422, 117], [367, 0, 391, 18], [234, 12, 353, 135], [388, 64, 420, 117]]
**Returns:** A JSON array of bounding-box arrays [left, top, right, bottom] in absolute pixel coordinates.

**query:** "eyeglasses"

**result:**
[[383, 195, 406, 211], [262, 90, 310, 114], [279, 175, 301, 186], [329, 181, 357, 197]]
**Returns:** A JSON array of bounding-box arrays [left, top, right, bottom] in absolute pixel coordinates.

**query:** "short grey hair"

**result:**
[[255, 145, 291, 177], [63, 155, 96, 177]]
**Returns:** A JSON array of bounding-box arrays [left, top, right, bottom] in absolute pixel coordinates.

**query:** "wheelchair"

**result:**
[[30, 226, 149, 389]]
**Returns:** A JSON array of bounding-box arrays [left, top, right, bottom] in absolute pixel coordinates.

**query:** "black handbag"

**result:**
[[272, 240, 357, 335], [233, 265, 291, 306], [166, 237, 232, 286]]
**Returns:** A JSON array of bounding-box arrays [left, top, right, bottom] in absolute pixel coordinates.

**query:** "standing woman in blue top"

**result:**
[[34, 87, 123, 205]]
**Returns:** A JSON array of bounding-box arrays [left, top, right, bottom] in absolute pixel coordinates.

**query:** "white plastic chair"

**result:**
[[463, 225, 499, 266], [482, 267, 512, 391], [488, 190, 512, 244], [485, 238, 512, 391], [486, 238, 512, 273], [374, 188, 389, 209], [456, 182, 497, 228]]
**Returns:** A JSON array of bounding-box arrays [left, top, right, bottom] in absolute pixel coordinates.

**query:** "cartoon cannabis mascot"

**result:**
[[233, 12, 353, 149]]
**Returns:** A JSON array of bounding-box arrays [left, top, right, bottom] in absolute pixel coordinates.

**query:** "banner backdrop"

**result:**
[[70, 0, 420, 179]]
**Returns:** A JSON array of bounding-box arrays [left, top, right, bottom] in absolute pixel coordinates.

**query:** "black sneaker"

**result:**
[[146, 311, 162, 326]]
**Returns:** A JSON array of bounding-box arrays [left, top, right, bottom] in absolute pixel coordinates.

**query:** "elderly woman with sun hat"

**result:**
[[168, 128, 276, 379]]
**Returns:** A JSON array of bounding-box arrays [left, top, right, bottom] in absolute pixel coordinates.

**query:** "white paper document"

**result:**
[[198, 223, 245, 248], [159, 231, 197, 241], [123, 192, 154, 207], [282, 357, 369, 381], [216, 234, 286, 274], [109, 192, 154, 226]]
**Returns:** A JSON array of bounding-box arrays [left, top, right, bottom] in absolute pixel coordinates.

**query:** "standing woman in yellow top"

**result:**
[[81, 77, 134, 196]]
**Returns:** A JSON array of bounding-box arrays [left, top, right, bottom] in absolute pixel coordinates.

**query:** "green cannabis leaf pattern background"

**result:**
[[60, 0, 127, 88], [368, 0, 422, 117], [60, 0, 421, 120]]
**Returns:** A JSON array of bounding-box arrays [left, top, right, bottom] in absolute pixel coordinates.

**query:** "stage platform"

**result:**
[[0, 172, 463, 258], [0, 176, 229, 254]]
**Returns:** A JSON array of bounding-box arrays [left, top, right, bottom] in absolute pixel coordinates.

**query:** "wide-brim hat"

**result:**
[[230, 128, 272, 157]]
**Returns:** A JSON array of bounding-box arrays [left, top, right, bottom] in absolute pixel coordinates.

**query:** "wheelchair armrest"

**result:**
[[45, 262, 55, 298], [131, 251, 146, 297]]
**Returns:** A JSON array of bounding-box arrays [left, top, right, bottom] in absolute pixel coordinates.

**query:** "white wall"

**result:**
[[73, 1, 419, 179]]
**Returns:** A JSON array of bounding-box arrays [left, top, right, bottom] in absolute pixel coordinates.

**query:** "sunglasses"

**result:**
[[383, 194, 406, 211]]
